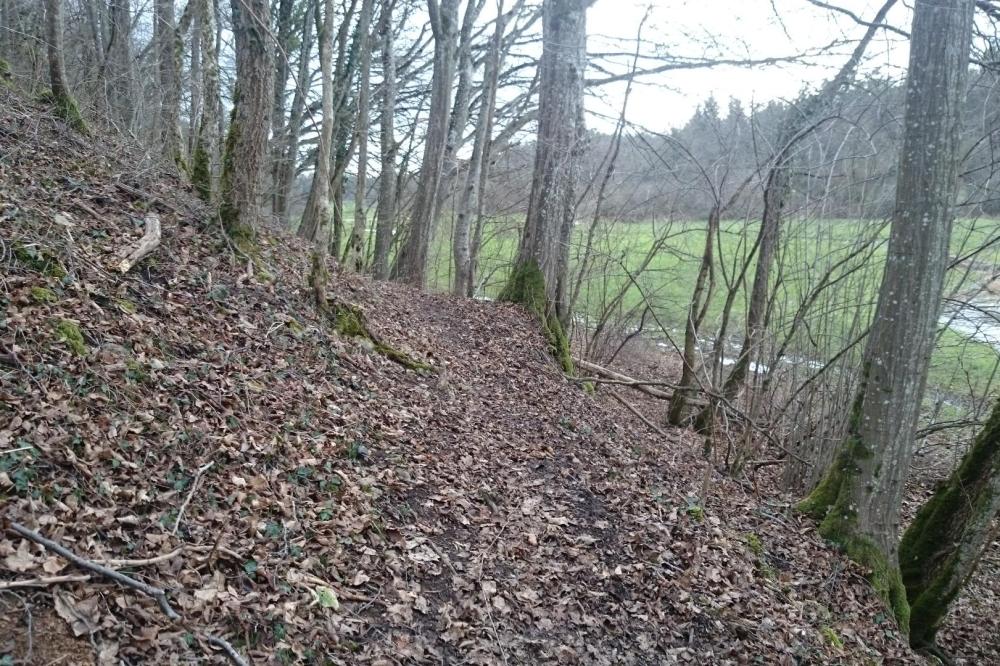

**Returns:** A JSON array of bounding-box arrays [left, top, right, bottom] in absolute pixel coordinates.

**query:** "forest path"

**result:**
[[0, 87, 914, 664]]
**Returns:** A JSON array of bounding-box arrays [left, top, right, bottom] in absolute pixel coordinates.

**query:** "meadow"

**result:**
[[422, 214, 1000, 397]]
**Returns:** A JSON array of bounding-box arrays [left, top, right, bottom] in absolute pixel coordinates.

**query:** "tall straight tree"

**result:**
[[499, 0, 592, 369], [799, 0, 974, 631], [391, 0, 460, 286], [299, 0, 336, 244], [372, 0, 398, 279], [43, 0, 88, 134], [345, 0, 375, 271], [155, 0, 182, 165], [453, 0, 507, 296], [220, 0, 274, 240]]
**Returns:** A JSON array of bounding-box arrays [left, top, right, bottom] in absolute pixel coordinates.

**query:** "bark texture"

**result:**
[[500, 0, 591, 367], [220, 0, 274, 242], [372, 0, 398, 279]]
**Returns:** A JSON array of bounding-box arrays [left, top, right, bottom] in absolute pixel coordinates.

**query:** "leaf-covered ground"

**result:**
[[0, 89, 933, 664]]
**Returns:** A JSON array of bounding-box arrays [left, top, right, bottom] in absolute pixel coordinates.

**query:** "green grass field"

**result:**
[[422, 214, 1000, 397]]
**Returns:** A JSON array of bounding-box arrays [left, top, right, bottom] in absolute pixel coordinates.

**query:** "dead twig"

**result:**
[[609, 391, 671, 438], [0, 574, 92, 590], [205, 634, 250, 666], [172, 461, 215, 536], [7, 522, 180, 620], [572, 357, 673, 400]]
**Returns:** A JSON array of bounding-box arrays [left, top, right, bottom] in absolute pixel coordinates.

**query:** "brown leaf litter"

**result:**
[[0, 88, 938, 664]]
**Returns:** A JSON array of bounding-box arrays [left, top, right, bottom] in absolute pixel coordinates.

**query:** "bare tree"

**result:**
[[499, 0, 593, 369], [391, 0, 460, 286], [43, 0, 85, 133], [372, 0, 398, 278], [345, 0, 376, 271]]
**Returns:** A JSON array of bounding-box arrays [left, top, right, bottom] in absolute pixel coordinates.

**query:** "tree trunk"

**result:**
[[453, 1, 505, 295], [155, 0, 183, 166], [102, 0, 134, 128], [220, 0, 274, 242], [43, 0, 85, 133], [499, 0, 591, 370], [345, 0, 375, 271], [192, 0, 221, 202], [391, 0, 460, 286], [274, 0, 316, 228], [269, 0, 296, 213], [299, 0, 337, 244], [372, 0, 398, 279], [799, 0, 974, 632], [899, 399, 1000, 648]]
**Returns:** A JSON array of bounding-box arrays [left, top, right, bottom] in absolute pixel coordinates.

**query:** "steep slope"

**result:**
[[0, 90, 916, 664]]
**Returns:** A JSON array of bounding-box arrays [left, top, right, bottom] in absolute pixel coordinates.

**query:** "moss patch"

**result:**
[[37, 89, 88, 135], [498, 260, 573, 373], [821, 626, 844, 650], [798, 433, 910, 633], [191, 138, 212, 202], [53, 319, 87, 356], [332, 303, 431, 373], [29, 286, 57, 304], [13, 243, 66, 278]]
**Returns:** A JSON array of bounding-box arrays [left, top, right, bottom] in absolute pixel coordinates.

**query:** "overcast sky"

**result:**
[[583, 0, 913, 131]]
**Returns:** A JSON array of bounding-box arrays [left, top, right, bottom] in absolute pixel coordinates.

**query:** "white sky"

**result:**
[[584, 0, 913, 131]]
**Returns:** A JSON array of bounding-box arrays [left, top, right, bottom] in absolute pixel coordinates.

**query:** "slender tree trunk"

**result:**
[[391, 0, 460, 286], [192, 0, 220, 202], [372, 0, 398, 279], [299, 0, 336, 244], [155, 0, 182, 165], [499, 0, 591, 370], [269, 0, 296, 215], [453, 1, 505, 295], [274, 0, 316, 228], [103, 0, 134, 129], [43, 0, 85, 133], [345, 0, 375, 271], [799, 0, 974, 631], [220, 0, 274, 241]]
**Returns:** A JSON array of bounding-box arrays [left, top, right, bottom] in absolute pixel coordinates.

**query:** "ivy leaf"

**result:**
[[313, 586, 340, 610]]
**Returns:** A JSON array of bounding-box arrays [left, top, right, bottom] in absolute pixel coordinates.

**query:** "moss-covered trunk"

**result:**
[[499, 260, 572, 373], [899, 399, 1000, 649], [798, 0, 973, 635]]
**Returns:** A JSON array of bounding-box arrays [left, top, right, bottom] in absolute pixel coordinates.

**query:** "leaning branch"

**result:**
[[572, 357, 673, 400]]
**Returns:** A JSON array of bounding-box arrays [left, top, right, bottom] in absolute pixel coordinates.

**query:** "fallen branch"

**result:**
[[609, 391, 671, 438], [7, 521, 180, 620], [0, 574, 91, 590], [572, 357, 672, 400], [172, 461, 214, 536], [205, 635, 250, 666], [118, 213, 161, 273]]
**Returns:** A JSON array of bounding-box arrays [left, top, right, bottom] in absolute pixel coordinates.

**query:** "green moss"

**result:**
[[898, 398, 1000, 648], [29, 286, 57, 304], [746, 533, 764, 557], [499, 260, 573, 373], [218, 114, 253, 246], [821, 626, 844, 650], [798, 418, 910, 632], [13, 243, 66, 278], [38, 89, 88, 135], [191, 139, 212, 202], [114, 298, 137, 314], [332, 303, 432, 373], [53, 319, 87, 356]]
